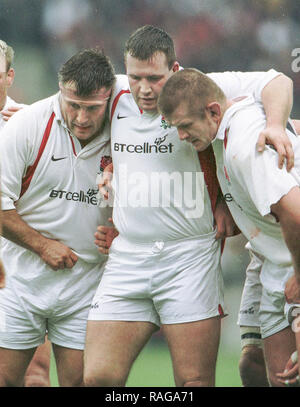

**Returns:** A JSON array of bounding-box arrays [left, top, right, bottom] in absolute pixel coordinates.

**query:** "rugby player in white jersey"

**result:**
[[0, 48, 114, 387], [84, 25, 294, 387], [158, 68, 300, 386], [0, 39, 53, 387]]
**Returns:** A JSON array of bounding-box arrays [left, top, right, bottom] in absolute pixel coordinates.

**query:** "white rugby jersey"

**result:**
[[0, 96, 25, 131], [0, 93, 112, 265], [212, 95, 300, 267], [110, 70, 281, 242]]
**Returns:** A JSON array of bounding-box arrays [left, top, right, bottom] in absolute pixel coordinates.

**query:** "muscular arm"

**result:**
[[0, 182, 5, 288], [3, 209, 78, 270], [257, 74, 294, 170], [271, 186, 300, 302], [261, 74, 293, 130]]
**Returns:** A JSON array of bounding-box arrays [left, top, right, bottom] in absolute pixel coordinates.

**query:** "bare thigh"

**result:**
[[0, 347, 36, 386], [24, 337, 51, 387], [52, 344, 84, 387], [84, 320, 158, 387], [162, 316, 221, 387]]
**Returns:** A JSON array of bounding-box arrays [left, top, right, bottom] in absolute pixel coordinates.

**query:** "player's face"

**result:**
[[59, 83, 111, 146], [126, 52, 179, 113], [166, 102, 219, 151], [0, 55, 14, 109]]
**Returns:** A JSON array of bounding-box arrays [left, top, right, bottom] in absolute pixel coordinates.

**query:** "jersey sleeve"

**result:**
[[228, 116, 299, 217], [207, 69, 280, 102], [109, 74, 130, 119], [0, 110, 36, 210]]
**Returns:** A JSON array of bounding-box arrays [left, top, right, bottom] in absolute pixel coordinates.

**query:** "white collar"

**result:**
[[214, 94, 255, 142]]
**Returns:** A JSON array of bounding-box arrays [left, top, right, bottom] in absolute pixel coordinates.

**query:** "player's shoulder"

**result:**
[[17, 95, 55, 120], [112, 74, 130, 98], [5, 96, 26, 109], [224, 99, 265, 161], [4, 95, 57, 134]]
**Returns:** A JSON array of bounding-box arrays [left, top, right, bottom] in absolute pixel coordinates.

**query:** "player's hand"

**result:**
[[95, 218, 119, 254], [285, 275, 300, 304], [276, 351, 300, 386], [0, 259, 5, 288], [214, 198, 240, 240], [39, 239, 78, 271], [256, 125, 294, 172], [98, 162, 113, 200], [0, 106, 23, 121]]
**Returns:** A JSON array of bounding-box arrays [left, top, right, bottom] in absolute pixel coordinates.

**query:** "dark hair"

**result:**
[[124, 25, 176, 69], [58, 48, 115, 97], [158, 68, 226, 119]]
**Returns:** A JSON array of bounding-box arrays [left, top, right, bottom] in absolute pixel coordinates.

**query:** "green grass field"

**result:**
[[49, 338, 242, 387]]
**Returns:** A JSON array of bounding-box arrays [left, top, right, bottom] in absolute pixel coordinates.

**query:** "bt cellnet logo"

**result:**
[[49, 188, 99, 205], [113, 140, 174, 154], [98, 164, 205, 219]]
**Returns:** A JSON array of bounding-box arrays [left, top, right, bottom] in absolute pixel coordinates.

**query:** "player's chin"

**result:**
[[74, 127, 93, 139], [139, 99, 157, 112], [191, 139, 209, 152]]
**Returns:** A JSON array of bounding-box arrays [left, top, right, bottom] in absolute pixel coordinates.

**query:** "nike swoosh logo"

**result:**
[[51, 155, 67, 162], [117, 113, 127, 119]]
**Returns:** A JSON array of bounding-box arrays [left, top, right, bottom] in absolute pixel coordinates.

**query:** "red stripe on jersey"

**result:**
[[110, 89, 131, 122], [197, 145, 219, 214], [198, 146, 227, 256], [20, 112, 55, 198], [221, 239, 225, 254], [224, 166, 230, 182], [224, 128, 229, 149], [69, 134, 77, 156]]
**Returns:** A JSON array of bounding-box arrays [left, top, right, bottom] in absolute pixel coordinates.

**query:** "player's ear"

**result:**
[[6, 68, 14, 88], [172, 62, 180, 72], [206, 102, 221, 122]]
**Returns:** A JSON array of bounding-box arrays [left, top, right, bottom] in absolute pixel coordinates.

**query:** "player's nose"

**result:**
[[76, 108, 89, 124], [139, 79, 151, 94]]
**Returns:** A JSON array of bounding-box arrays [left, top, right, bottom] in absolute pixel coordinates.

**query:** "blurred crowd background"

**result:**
[[1, 0, 299, 114], [1, 0, 299, 366]]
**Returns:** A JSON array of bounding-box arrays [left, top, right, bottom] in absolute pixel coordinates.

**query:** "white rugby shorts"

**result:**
[[238, 249, 292, 339], [0, 253, 105, 350], [88, 231, 226, 326], [238, 250, 263, 328]]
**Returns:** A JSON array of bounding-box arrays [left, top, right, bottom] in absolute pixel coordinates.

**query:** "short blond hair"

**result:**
[[158, 68, 226, 119], [0, 40, 14, 71]]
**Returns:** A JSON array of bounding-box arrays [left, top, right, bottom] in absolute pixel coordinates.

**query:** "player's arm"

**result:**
[[0, 178, 5, 288], [95, 163, 118, 253], [2, 209, 78, 270], [271, 186, 300, 303], [94, 217, 119, 255], [0, 115, 77, 271], [209, 71, 294, 170], [257, 74, 294, 170]]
